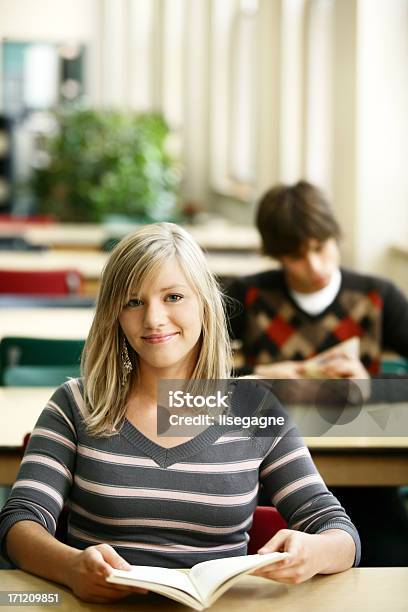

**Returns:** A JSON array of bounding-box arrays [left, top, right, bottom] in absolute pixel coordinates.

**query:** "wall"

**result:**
[[331, 0, 358, 267], [0, 0, 101, 106], [0, 0, 407, 292], [355, 0, 408, 282]]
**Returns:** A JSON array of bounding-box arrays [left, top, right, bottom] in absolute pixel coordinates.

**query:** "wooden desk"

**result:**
[[0, 250, 272, 295], [0, 221, 261, 252], [0, 388, 407, 487], [0, 388, 56, 487], [304, 436, 408, 486], [0, 568, 407, 611], [0, 308, 94, 340], [0, 388, 54, 447]]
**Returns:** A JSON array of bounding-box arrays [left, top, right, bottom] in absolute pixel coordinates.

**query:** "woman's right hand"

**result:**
[[67, 543, 148, 603]]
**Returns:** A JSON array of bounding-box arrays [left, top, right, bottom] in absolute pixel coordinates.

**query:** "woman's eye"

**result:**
[[126, 298, 143, 308], [165, 294, 183, 303]]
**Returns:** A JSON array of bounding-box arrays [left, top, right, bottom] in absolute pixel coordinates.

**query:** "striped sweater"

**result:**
[[0, 378, 361, 567]]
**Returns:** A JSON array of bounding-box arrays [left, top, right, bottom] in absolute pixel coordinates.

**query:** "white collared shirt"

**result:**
[[289, 268, 342, 315]]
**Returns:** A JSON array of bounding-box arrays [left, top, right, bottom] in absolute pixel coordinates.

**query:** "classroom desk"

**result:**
[[0, 388, 407, 487], [0, 221, 261, 252], [0, 250, 272, 295], [0, 388, 59, 486], [0, 308, 94, 340], [0, 568, 407, 611], [303, 436, 408, 486]]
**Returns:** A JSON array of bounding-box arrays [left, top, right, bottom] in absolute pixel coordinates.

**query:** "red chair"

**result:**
[[247, 506, 287, 554], [0, 214, 55, 224], [0, 269, 82, 295]]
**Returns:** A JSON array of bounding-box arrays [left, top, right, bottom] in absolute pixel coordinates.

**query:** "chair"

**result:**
[[101, 236, 121, 252], [4, 365, 81, 387], [381, 357, 408, 375], [0, 337, 85, 386], [247, 506, 287, 554], [0, 214, 55, 224], [377, 359, 408, 535], [0, 236, 47, 251], [0, 295, 95, 308], [0, 269, 83, 295]]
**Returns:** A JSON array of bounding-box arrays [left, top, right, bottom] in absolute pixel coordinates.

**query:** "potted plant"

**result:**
[[30, 108, 181, 223]]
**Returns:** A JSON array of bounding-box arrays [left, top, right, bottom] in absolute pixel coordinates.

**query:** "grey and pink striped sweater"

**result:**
[[0, 378, 360, 567]]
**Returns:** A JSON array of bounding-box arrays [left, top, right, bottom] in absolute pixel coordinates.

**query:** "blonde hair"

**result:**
[[81, 222, 232, 435]]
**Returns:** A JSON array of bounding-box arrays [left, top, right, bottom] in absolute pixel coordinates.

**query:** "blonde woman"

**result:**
[[0, 223, 359, 603]]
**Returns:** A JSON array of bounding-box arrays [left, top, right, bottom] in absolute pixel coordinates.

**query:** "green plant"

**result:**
[[31, 109, 180, 222]]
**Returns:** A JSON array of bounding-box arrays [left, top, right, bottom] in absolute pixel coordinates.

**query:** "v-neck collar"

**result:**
[[120, 416, 228, 469]]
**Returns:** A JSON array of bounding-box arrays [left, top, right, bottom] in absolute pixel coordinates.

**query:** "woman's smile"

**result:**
[[142, 332, 180, 344]]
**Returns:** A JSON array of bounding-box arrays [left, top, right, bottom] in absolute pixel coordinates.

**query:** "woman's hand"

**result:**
[[250, 528, 355, 584], [66, 543, 148, 603], [250, 529, 322, 584]]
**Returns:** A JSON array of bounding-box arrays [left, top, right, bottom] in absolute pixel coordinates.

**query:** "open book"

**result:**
[[106, 551, 288, 610]]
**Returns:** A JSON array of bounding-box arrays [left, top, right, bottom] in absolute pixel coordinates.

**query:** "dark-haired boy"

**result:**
[[227, 180, 408, 378], [226, 180, 408, 566]]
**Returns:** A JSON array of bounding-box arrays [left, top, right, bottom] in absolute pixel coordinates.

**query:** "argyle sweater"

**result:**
[[0, 378, 360, 568], [226, 268, 408, 375]]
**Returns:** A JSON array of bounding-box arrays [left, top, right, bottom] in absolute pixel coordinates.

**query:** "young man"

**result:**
[[227, 180, 408, 379], [226, 180, 408, 567]]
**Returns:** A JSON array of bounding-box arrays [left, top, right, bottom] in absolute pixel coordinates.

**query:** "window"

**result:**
[[210, 0, 258, 198]]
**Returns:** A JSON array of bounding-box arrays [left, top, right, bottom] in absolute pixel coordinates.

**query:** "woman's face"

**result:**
[[119, 256, 203, 379]]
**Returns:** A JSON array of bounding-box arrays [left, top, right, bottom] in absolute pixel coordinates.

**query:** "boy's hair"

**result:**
[[256, 180, 341, 258]]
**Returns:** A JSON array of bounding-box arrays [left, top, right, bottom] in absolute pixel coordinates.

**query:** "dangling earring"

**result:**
[[121, 337, 133, 386]]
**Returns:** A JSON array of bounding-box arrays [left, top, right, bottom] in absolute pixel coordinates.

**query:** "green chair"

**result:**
[[381, 357, 408, 507], [0, 337, 85, 386], [3, 365, 81, 387], [101, 236, 121, 252], [380, 357, 408, 375]]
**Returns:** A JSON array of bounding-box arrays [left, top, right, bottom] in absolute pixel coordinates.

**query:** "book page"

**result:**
[[106, 565, 201, 603], [190, 552, 289, 603]]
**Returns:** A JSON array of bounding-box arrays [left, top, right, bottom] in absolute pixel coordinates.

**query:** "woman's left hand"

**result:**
[[250, 529, 337, 584]]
